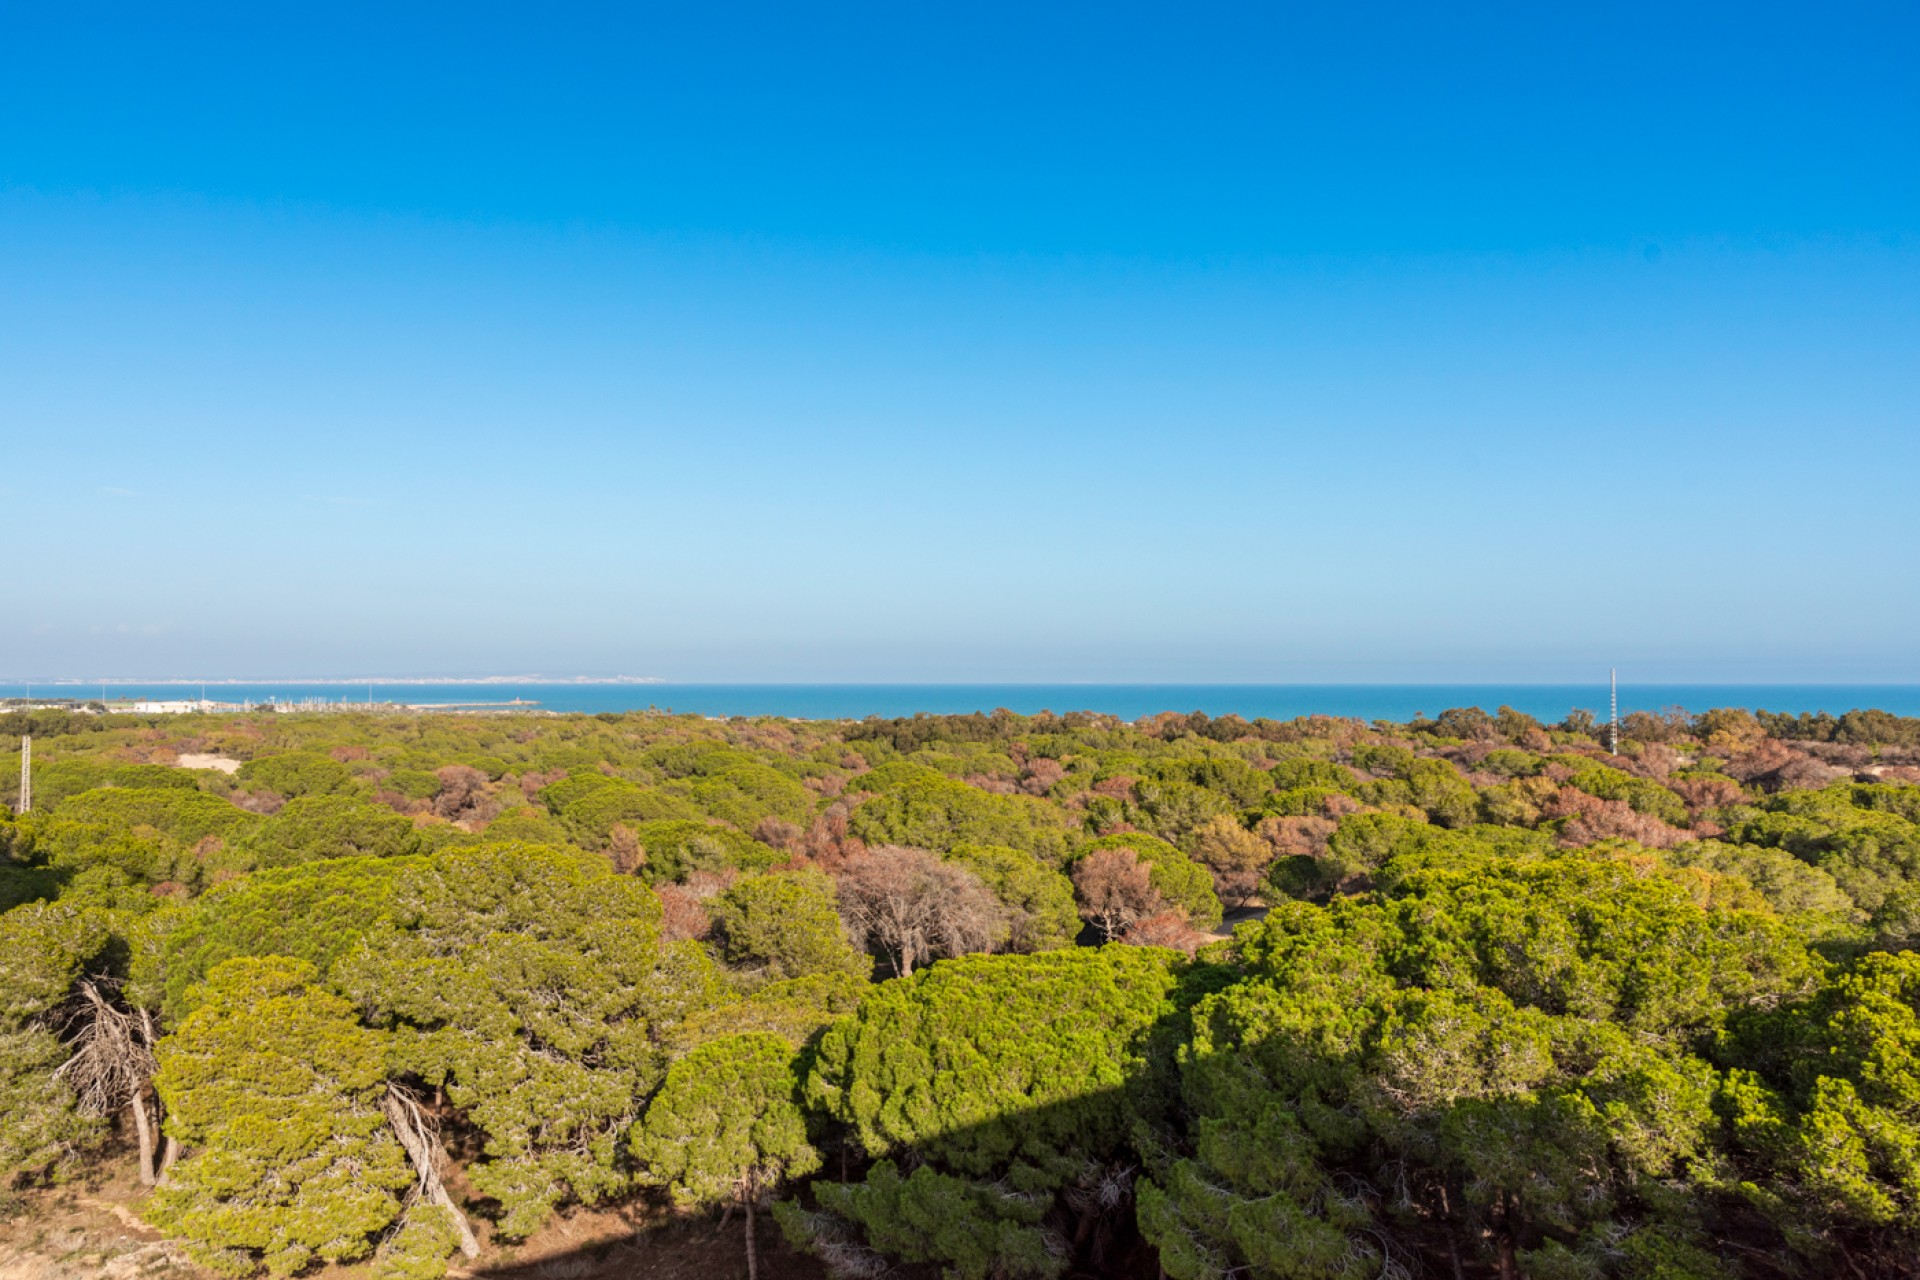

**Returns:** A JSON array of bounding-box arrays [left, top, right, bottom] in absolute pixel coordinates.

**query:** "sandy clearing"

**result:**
[[173, 754, 240, 774]]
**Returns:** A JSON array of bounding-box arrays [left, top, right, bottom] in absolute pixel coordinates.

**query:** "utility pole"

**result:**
[[1609, 668, 1619, 756], [16, 735, 29, 814]]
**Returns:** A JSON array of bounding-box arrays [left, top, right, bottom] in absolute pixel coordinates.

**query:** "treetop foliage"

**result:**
[[631, 1030, 820, 1209], [7, 701, 1920, 1277], [806, 946, 1184, 1187], [148, 957, 413, 1278]]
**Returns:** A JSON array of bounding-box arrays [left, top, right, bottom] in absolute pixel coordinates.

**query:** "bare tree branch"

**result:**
[[53, 978, 160, 1184], [384, 1083, 481, 1259], [834, 845, 1000, 977]]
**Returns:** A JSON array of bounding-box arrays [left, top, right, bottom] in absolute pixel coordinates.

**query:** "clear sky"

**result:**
[[3, 2, 1916, 682]]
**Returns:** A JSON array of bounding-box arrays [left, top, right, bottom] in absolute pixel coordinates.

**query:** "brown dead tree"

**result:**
[[1070, 847, 1164, 942], [834, 845, 999, 976], [53, 978, 163, 1184]]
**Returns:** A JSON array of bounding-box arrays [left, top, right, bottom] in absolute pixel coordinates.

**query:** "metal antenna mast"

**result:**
[[16, 736, 29, 814], [1609, 668, 1619, 756]]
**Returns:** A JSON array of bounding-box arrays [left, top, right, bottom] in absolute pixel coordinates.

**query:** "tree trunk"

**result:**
[[744, 1186, 759, 1280], [1493, 1191, 1516, 1280], [129, 1088, 156, 1186], [135, 1008, 166, 1186], [384, 1086, 480, 1258], [1072, 1198, 1096, 1248], [1438, 1180, 1465, 1280]]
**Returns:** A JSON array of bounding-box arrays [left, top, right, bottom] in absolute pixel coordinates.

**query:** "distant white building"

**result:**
[[128, 700, 211, 714]]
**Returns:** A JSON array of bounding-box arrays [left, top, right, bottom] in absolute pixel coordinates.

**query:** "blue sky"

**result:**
[[3, 2, 1916, 682]]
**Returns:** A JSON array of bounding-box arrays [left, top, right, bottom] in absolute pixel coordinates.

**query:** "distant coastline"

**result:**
[[17, 675, 665, 686], [8, 677, 1920, 689], [5, 681, 1920, 722]]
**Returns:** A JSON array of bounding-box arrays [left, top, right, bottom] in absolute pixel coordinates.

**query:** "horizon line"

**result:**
[[6, 677, 1920, 689]]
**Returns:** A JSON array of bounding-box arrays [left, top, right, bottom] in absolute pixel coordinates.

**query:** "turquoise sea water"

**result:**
[[4, 683, 1920, 722]]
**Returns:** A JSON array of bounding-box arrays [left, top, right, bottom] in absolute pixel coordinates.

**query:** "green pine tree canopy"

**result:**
[[3, 702, 1920, 1278]]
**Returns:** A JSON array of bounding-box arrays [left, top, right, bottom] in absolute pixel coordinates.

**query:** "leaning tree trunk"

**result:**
[[384, 1085, 481, 1258], [135, 1011, 162, 1184], [743, 1179, 759, 1280], [128, 1088, 157, 1185]]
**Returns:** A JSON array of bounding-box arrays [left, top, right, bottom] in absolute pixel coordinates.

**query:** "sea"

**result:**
[[4, 683, 1920, 722]]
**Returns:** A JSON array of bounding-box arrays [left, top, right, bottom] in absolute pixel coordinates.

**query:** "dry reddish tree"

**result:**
[[1539, 759, 1578, 785], [1771, 756, 1849, 792], [654, 869, 737, 942], [1668, 774, 1745, 813], [804, 774, 847, 799], [833, 845, 999, 976], [1070, 847, 1165, 942], [1723, 740, 1796, 783], [1188, 815, 1270, 908], [1321, 792, 1362, 818], [1123, 910, 1206, 954], [231, 788, 285, 815], [1257, 815, 1337, 860], [686, 868, 739, 898], [1725, 741, 1848, 792], [1444, 741, 1501, 770], [433, 764, 495, 824], [1802, 742, 1877, 770], [1632, 742, 1681, 781], [735, 720, 801, 753], [753, 816, 803, 850], [1543, 787, 1687, 849], [1020, 758, 1067, 796], [795, 801, 865, 870]]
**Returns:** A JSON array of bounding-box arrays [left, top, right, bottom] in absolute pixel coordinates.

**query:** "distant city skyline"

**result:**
[[5, 3, 1916, 681]]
